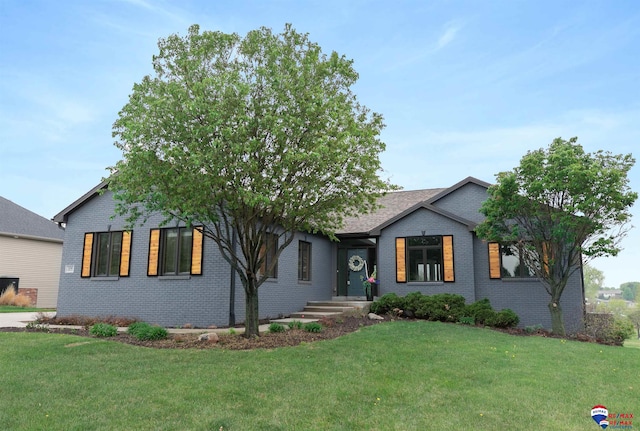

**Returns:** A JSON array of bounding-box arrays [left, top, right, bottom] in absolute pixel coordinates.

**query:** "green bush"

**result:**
[[610, 317, 634, 345], [370, 293, 404, 315], [475, 309, 497, 326], [458, 316, 475, 325], [402, 291, 425, 315], [465, 298, 493, 322], [90, 323, 118, 337], [127, 322, 168, 341], [304, 322, 322, 333], [288, 320, 303, 330], [415, 294, 466, 322], [269, 323, 286, 333], [489, 309, 520, 328]]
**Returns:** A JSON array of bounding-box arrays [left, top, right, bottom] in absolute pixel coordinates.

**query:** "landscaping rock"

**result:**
[[198, 332, 219, 343], [368, 313, 384, 320]]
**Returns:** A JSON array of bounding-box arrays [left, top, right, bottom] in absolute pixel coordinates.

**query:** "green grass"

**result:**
[[0, 321, 638, 430], [625, 337, 640, 349], [0, 305, 54, 313]]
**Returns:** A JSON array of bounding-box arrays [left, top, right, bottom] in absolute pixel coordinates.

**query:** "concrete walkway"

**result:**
[[0, 311, 274, 335], [0, 311, 55, 328]]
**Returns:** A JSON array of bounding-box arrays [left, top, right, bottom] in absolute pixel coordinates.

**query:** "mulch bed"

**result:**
[[0, 315, 615, 349], [0, 315, 389, 350]]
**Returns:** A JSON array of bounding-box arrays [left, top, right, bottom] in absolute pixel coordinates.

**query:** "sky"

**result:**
[[1, 0, 638, 288]]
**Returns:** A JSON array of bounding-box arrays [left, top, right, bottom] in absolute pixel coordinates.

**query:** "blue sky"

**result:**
[[1, 0, 638, 288]]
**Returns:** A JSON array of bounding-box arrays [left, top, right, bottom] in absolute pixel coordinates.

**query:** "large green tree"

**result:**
[[621, 281, 639, 301], [108, 24, 395, 337], [475, 137, 637, 335]]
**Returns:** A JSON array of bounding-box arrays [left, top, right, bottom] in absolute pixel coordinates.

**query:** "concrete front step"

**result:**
[[289, 311, 345, 319], [307, 300, 372, 308], [302, 305, 357, 313]]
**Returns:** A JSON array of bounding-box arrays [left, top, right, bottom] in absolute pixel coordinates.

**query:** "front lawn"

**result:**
[[0, 321, 637, 430]]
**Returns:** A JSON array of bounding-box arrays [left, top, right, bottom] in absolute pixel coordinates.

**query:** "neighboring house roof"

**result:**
[[0, 196, 64, 242], [53, 180, 107, 224], [337, 176, 489, 236]]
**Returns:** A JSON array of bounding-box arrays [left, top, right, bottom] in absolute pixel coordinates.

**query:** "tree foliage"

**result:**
[[621, 281, 639, 301], [475, 137, 637, 335], [108, 24, 395, 336], [583, 264, 605, 300]]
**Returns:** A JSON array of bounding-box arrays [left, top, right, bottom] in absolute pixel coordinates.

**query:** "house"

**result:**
[[0, 196, 65, 307], [53, 177, 585, 332]]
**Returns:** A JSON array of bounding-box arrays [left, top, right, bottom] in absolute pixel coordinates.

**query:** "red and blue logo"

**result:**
[[592, 405, 609, 429]]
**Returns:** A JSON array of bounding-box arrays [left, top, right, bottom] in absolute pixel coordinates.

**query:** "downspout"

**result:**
[[228, 228, 236, 327]]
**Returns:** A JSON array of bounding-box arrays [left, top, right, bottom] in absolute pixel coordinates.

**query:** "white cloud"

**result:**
[[435, 21, 462, 51]]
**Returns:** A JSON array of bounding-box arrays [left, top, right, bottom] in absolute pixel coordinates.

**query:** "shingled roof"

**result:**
[[336, 188, 447, 235], [336, 177, 491, 236], [0, 196, 64, 241]]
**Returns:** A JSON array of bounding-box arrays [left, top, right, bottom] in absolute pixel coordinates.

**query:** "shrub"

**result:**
[[90, 323, 118, 337], [0, 286, 17, 305], [489, 309, 520, 328], [370, 293, 404, 315], [415, 294, 466, 322], [525, 324, 544, 334], [610, 317, 634, 345], [127, 322, 168, 341], [0, 286, 32, 307], [127, 322, 151, 336], [465, 298, 492, 318], [269, 323, 286, 333], [403, 291, 425, 316], [458, 316, 475, 325], [474, 309, 497, 326], [288, 320, 303, 330], [304, 322, 322, 333]]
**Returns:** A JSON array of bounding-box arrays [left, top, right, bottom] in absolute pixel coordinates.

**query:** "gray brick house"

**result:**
[[53, 176, 585, 331]]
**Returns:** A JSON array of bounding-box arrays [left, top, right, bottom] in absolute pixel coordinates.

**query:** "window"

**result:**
[[298, 240, 311, 281], [81, 231, 132, 278], [407, 236, 444, 282], [396, 235, 454, 283], [500, 243, 537, 278], [262, 233, 278, 278], [147, 227, 203, 276], [161, 227, 193, 275]]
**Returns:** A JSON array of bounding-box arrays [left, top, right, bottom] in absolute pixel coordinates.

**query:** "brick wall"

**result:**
[[56, 190, 334, 328], [17, 288, 37, 306]]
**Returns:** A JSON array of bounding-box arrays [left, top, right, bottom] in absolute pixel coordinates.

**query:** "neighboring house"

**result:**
[[53, 177, 585, 332], [0, 196, 64, 308]]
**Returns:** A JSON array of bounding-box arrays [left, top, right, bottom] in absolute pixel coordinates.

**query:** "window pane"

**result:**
[[266, 233, 278, 278], [95, 233, 110, 276], [426, 248, 442, 281], [407, 236, 441, 247], [179, 229, 193, 274], [108, 232, 123, 276], [163, 229, 178, 275], [500, 244, 519, 278], [408, 249, 425, 281], [298, 241, 311, 281]]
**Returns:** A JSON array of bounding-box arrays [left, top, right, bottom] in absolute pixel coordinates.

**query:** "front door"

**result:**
[[347, 248, 368, 297]]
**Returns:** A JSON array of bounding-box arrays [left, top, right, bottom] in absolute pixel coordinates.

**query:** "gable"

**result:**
[[428, 181, 489, 224]]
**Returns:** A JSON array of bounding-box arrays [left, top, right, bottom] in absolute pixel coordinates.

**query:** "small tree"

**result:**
[[109, 25, 395, 337], [583, 264, 605, 301], [476, 137, 637, 335]]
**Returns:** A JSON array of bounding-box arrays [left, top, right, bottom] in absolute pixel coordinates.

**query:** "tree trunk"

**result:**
[[244, 278, 260, 338], [548, 300, 565, 336]]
